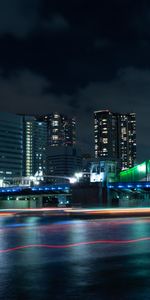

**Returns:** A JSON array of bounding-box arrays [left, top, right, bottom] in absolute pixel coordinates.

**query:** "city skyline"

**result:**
[[0, 1, 149, 161], [0, 108, 143, 162], [1, 3, 150, 300]]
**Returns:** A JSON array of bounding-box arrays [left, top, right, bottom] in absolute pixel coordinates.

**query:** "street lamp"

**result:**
[[74, 172, 83, 182]]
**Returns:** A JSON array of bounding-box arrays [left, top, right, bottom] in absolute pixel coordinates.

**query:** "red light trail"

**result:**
[[1, 237, 150, 253]]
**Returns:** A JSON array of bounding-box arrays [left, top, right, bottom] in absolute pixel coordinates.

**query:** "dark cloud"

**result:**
[[1, 0, 150, 91], [0, 70, 71, 114], [0, 0, 149, 160], [0, 67, 149, 161], [131, 4, 150, 38], [43, 14, 69, 32], [0, 0, 40, 37], [94, 39, 111, 49]]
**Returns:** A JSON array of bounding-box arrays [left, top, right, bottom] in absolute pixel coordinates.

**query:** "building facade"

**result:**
[[22, 116, 47, 176], [90, 160, 118, 183], [47, 146, 82, 177], [38, 113, 76, 147], [118, 112, 136, 170], [0, 112, 23, 179], [94, 110, 136, 170]]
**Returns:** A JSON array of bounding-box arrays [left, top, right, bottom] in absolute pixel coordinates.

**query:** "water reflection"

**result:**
[[0, 217, 150, 299]]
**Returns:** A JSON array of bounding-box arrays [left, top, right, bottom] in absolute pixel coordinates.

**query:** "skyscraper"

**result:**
[[38, 113, 76, 147], [0, 112, 23, 179], [94, 110, 136, 170], [22, 116, 47, 176], [37, 113, 79, 176]]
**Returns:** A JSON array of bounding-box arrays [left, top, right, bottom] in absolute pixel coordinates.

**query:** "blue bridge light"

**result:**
[[0, 183, 71, 196], [107, 182, 150, 190]]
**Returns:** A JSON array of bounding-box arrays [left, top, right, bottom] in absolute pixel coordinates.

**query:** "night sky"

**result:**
[[0, 0, 149, 162]]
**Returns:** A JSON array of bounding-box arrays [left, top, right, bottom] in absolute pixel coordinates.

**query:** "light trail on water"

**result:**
[[1, 237, 150, 253]]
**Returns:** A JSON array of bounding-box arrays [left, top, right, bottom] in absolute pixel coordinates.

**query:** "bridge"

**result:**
[[0, 183, 72, 209], [1, 179, 150, 209], [108, 182, 150, 190], [107, 181, 150, 207], [0, 183, 71, 196], [1, 175, 75, 187]]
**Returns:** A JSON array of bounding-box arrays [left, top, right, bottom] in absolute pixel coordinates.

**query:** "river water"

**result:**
[[0, 215, 150, 299]]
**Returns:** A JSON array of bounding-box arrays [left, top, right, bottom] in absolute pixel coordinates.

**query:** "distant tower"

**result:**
[[0, 112, 23, 178], [38, 113, 76, 147], [94, 110, 136, 170], [22, 116, 47, 176], [37, 113, 79, 176]]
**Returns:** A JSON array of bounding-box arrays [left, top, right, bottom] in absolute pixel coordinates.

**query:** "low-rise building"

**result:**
[[47, 146, 82, 177], [90, 160, 118, 184]]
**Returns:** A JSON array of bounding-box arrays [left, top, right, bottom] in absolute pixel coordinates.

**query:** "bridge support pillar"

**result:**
[[36, 196, 43, 208]]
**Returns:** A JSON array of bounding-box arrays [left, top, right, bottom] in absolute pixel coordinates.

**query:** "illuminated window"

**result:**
[[53, 128, 58, 133], [54, 114, 59, 118], [52, 135, 58, 140], [102, 130, 108, 134], [121, 127, 126, 134], [103, 138, 108, 144], [52, 121, 59, 126]]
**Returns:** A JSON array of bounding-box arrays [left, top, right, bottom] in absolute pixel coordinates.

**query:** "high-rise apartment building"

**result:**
[[37, 113, 77, 176], [34, 120, 47, 175], [22, 116, 47, 176], [118, 112, 136, 169], [94, 110, 136, 170], [0, 112, 23, 178], [38, 113, 76, 147]]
